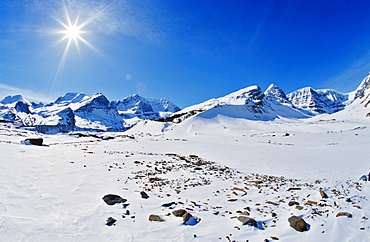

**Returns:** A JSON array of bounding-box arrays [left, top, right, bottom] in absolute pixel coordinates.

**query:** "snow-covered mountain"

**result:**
[[163, 75, 370, 124], [0, 92, 180, 133], [287, 87, 349, 114], [111, 94, 181, 119], [1, 74, 369, 133]]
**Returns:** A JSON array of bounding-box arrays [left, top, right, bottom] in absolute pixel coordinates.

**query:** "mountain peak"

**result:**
[[54, 92, 88, 104], [0, 95, 31, 106]]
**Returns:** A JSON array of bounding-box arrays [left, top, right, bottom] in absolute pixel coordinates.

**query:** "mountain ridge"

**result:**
[[1, 73, 369, 133]]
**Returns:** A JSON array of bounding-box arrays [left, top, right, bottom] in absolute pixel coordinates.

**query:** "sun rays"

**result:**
[[51, 1, 117, 83]]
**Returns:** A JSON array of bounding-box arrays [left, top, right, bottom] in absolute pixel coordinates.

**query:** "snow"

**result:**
[[1, 100, 369, 241], [1, 74, 369, 241]]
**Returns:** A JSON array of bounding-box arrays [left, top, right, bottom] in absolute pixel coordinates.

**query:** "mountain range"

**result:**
[[1, 74, 369, 133]]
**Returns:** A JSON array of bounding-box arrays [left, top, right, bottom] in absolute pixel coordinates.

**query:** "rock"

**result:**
[[288, 201, 299, 206], [305, 200, 318, 205], [288, 216, 308, 232], [140, 191, 149, 199], [295, 205, 304, 210], [241, 211, 250, 216], [162, 202, 176, 207], [266, 201, 278, 206], [183, 212, 199, 225], [172, 209, 187, 217], [102, 194, 127, 205], [336, 212, 352, 218], [287, 187, 301, 191], [237, 216, 258, 227], [106, 217, 117, 226], [24, 138, 43, 146], [149, 214, 165, 222], [319, 188, 328, 198], [183, 213, 193, 224]]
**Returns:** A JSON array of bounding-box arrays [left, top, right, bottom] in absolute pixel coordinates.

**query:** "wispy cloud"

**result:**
[[322, 51, 370, 93], [0, 84, 53, 103]]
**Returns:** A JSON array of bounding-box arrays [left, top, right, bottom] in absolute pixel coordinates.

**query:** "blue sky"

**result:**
[[1, 0, 370, 108]]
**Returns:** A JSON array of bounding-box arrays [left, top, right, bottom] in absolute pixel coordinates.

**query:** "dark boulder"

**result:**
[[140, 191, 149, 199], [24, 138, 43, 146], [288, 216, 308, 232], [162, 202, 176, 207], [106, 217, 117, 226], [102, 194, 127, 205]]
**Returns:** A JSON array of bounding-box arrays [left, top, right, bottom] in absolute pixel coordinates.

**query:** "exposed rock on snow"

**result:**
[[336, 212, 352, 218], [237, 216, 258, 227], [105, 217, 117, 226], [102, 194, 127, 205], [288, 216, 308, 232], [23, 138, 43, 146], [149, 214, 165, 222], [172, 209, 187, 217]]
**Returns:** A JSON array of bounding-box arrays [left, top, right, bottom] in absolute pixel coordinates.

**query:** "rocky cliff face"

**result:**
[[111, 94, 181, 120], [287, 87, 349, 114]]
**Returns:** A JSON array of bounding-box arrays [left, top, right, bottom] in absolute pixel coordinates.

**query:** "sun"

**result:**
[[51, 1, 117, 84], [63, 23, 83, 42], [55, 11, 89, 52]]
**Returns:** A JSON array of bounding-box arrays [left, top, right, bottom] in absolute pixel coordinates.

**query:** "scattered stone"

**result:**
[[248, 180, 263, 184], [295, 205, 304, 210], [288, 216, 308, 232], [102, 194, 127, 205], [353, 205, 361, 209], [233, 187, 245, 192], [149, 214, 165, 222], [183, 212, 198, 225], [241, 211, 250, 216], [140, 191, 149, 199], [336, 212, 352, 218], [172, 209, 187, 217], [288, 201, 299, 206], [228, 199, 238, 202], [162, 202, 176, 207], [266, 201, 278, 206], [305, 200, 318, 205], [106, 217, 117, 226], [270, 236, 279, 240], [23, 138, 43, 146], [287, 187, 301, 191], [237, 216, 258, 227], [319, 188, 329, 198]]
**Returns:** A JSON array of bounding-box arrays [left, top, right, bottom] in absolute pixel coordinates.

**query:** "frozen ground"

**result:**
[[0, 109, 369, 241]]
